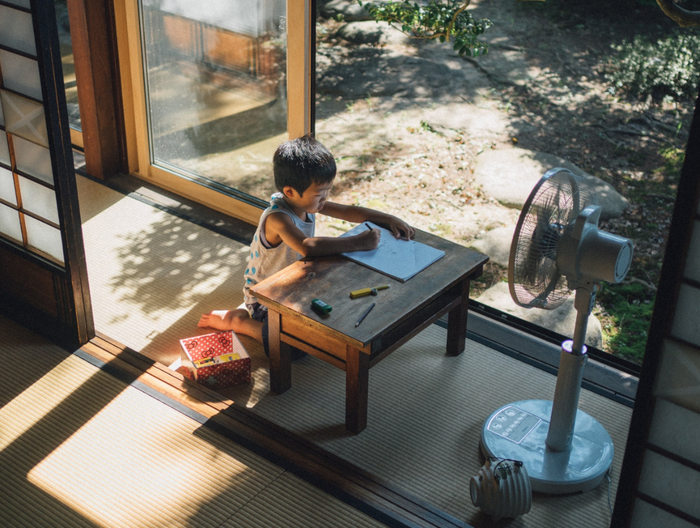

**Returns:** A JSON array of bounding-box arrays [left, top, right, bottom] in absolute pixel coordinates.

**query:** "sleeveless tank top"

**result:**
[[243, 192, 315, 307]]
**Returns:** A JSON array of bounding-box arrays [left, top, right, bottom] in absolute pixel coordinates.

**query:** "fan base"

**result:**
[[480, 399, 613, 495]]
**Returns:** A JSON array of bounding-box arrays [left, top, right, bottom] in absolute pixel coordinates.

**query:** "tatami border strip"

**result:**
[[74, 340, 473, 528], [74, 348, 211, 428]]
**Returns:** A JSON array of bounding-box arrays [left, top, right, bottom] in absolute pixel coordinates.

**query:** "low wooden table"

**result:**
[[251, 229, 489, 433]]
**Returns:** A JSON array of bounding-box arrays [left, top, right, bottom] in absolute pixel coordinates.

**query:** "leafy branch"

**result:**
[[655, 0, 700, 27], [358, 0, 492, 57]]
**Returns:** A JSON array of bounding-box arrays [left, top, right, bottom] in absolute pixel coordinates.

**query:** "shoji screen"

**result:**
[[613, 92, 700, 527], [0, 0, 92, 348]]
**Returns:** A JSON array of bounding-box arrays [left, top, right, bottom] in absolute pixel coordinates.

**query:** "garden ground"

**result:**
[[312, 0, 696, 362]]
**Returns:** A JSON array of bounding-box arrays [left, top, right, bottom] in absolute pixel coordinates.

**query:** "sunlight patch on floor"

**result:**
[[77, 176, 249, 365], [0, 356, 93, 452], [27, 375, 281, 528]]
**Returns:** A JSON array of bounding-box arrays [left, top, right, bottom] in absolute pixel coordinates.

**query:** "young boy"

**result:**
[[198, 135, 414, 355]]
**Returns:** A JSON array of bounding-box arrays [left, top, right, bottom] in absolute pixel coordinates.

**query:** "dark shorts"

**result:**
[[248, 303, 307, 360]]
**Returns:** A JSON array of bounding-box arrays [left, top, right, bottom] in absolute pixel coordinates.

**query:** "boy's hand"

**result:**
[[356, 227, 381, 251], [318, 202, 414, 241], [387, 217, 415, 240]]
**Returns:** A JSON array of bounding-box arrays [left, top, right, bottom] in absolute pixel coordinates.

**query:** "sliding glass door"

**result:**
[[55, 0, 83, 149], [119, 0, 311, 222]]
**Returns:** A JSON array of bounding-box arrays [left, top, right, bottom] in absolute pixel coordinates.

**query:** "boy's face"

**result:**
[[283, 180, 333, 214]]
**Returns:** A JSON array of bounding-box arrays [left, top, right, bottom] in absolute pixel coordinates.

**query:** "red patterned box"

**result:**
[[179, 331, 250, 389]]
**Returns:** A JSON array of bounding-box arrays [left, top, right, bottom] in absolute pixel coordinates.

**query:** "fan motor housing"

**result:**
[[557, 206, 634, 285], [578, 230, 634, 284]]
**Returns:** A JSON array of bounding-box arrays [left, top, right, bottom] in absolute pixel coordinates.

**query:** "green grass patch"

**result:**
[[597, 282, 654, 363], [656, 145, 685, 183], [595, 145, 683, 364]]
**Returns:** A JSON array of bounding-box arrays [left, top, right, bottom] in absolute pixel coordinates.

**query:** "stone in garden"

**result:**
[[470, 225, 515, 268], [336, 21, 412, 46], [317, 49, 490, 100], [475, 282, 603, 348], [472, 148, 629, 220], [320, 0, 374, 21], [421, 103, 510, 138]]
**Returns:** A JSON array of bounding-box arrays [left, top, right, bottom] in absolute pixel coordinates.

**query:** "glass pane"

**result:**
[[0, 90, 48, 147], [639, 450, 700, 520], [55, 0, 82, 132], [0, 133, 9, 165], [0, 5, 36, 56], [0, 166, 17, 205], [0, 50, 42, 101], [13, 135, 54, 185], [140, 0, 286, 198], [4, 0, 31, 8], [657, 340, 700, 415], [685, 220, 700, 284], [18, 176, 59, 225], [648, 398, 700, 464], [0, 202, 23, 243], [631, 500, 697, 528], [671, 284, 700, 346], [24, 214, 64, 264]]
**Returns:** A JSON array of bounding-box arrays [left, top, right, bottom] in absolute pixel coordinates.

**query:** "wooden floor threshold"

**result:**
[[81, 333, 474, 528]]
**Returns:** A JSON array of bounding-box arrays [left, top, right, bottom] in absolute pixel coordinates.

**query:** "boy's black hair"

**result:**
[[273, 135, 336, 195]]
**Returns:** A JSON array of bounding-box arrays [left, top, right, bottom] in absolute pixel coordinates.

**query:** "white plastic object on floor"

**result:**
[[470, 457, 532, 521]]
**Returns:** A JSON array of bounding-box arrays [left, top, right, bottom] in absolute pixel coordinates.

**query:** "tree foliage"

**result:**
[[604, 32, 700, 102], [358, 0, 492, 57]]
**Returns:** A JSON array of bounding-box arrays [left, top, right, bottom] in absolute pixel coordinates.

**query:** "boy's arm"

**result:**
[[320, 201, 415, 240], [265, 212, 381, 258]]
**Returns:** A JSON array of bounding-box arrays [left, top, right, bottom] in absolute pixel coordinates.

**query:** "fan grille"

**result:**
[[509, 169, 596, 309]]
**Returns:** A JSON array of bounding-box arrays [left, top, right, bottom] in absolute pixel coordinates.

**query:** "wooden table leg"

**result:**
[[345, 346, 369, 434], [447, 277, 471, 356], [268, 310, 291, 394]]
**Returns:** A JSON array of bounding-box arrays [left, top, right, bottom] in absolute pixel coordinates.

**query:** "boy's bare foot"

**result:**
[[197, 310, 236, 330], [198, 308, 264, 343], [198, 309, 252, 331]]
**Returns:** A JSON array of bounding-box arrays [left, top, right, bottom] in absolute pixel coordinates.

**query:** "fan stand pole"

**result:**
[[545, 286, 594, 452]]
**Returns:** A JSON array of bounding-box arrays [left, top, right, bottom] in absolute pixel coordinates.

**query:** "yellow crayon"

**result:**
[[349, 285, 390, 299]]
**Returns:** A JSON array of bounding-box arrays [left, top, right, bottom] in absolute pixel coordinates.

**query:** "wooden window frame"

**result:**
[[67, 0, 126, 178]]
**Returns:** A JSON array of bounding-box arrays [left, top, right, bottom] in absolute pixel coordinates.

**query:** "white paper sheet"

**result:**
[[340, 222, 445, 282]]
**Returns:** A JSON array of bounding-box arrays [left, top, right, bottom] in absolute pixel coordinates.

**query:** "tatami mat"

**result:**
[[252, 323, 631, 528], [0, 315, 389, 528], [76, 176, 632, 527]]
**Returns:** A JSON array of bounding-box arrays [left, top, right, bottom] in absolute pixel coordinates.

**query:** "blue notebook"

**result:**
[[340, 223, 445, 282]]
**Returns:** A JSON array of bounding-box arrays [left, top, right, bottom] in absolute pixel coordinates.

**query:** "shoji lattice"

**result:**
[[0, 0, 65, 265]]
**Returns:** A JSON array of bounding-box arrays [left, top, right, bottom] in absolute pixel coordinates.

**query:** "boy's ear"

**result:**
[[282, 186, 299, 199]]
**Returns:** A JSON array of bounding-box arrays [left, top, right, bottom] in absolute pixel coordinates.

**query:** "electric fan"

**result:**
[[480, 167, 634, 495]]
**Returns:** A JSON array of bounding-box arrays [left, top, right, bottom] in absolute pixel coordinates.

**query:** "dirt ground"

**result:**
[[314, 0, 694, 303]]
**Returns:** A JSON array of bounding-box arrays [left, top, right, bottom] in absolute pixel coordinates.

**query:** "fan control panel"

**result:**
[[486, 406, 541, 444]]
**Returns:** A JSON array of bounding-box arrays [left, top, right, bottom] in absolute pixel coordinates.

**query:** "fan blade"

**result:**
[[509, 167, 590, 310]]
